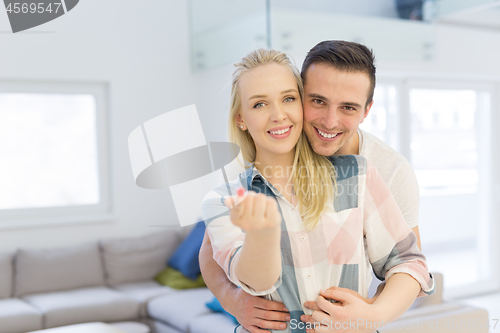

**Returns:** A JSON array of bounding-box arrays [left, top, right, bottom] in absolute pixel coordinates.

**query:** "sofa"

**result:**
[[378, 273, 489, 332], [0, 227, 489, 333], [0, 226, 236, 333]]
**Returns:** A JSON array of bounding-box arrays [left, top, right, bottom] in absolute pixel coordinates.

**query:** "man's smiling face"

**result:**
[[302, 63, 373, 156]]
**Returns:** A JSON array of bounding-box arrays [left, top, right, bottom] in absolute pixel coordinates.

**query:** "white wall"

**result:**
[[0, 0, 200, 251], [1, 1, 499, 252], [378, 24, 500, 78]]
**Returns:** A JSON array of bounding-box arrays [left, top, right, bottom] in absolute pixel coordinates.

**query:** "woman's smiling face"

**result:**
[[236, 62, 303, 161]]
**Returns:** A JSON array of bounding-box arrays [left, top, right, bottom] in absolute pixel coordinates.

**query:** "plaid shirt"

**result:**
[[202, 155, 435, 333]]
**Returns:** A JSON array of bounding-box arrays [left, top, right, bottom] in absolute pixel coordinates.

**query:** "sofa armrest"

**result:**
[[410, 272, 443, 309], [380, 302, 489, 333]]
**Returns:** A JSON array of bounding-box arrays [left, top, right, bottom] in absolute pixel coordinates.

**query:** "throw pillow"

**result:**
[[168, 221, 206, 280], [155, 266, 205, 289], [15, 243, 105, 296], [100, 230, 182, 286], [0, 252, 13, 299]]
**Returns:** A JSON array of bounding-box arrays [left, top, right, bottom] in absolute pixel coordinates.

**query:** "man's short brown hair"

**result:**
[[301, 40, 376, 107]]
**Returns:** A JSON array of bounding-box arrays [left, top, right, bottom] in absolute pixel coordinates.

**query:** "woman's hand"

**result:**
[[224, 190, 282, 232], [300, 288, 380, 333], [224, 188, 283, 292], [303, 286, 375, 311]]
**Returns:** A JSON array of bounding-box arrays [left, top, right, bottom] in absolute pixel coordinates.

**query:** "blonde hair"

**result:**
[[228, 49, 336, 230]]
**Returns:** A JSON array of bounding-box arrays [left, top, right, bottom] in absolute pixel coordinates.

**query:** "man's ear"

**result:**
[[360, 100, 374, 124]]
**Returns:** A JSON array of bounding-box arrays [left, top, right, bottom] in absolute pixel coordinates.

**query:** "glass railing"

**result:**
[[433, 0, 497, 17], [188, 0, 498, 71], [189, 0, 268, 71]]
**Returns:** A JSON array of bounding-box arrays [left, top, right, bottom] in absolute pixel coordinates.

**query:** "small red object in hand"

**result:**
[[237, 187, 245, 197]]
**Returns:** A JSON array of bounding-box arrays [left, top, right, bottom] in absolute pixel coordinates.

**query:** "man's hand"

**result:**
[[300, 287, 379, 333], [225, 288, 290, 333]]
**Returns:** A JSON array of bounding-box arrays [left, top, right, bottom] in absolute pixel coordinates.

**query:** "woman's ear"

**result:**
[[235, 114, 246, 130]]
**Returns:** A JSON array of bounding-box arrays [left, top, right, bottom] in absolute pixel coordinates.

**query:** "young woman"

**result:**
[[201, 49, 434, 333]]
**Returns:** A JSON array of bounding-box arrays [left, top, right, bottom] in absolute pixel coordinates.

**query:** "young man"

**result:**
[[199, 40, 422, 333]]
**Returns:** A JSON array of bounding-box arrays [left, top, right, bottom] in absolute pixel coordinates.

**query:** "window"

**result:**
[[409, 89, 480, 196], [407, 81, 495, 298], [0, 82, 111, 228], [363, 78, 498, 298], [360, 83, 399, 151]]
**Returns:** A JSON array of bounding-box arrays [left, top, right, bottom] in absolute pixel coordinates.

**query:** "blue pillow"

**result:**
[[168, 221, 206, 280], [206, 296, 239, 324]]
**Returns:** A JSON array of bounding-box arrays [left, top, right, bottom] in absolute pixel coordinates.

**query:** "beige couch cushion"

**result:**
[[14, 242, 105, 296], [189, 313, 236, 333], [22, 286, 139, 329], [112, 280, 175, 317], [100, 230, 182, 286], [0, 298, 42, 333], [147, 287, 214, 333], [0, 252, 13, 299]]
